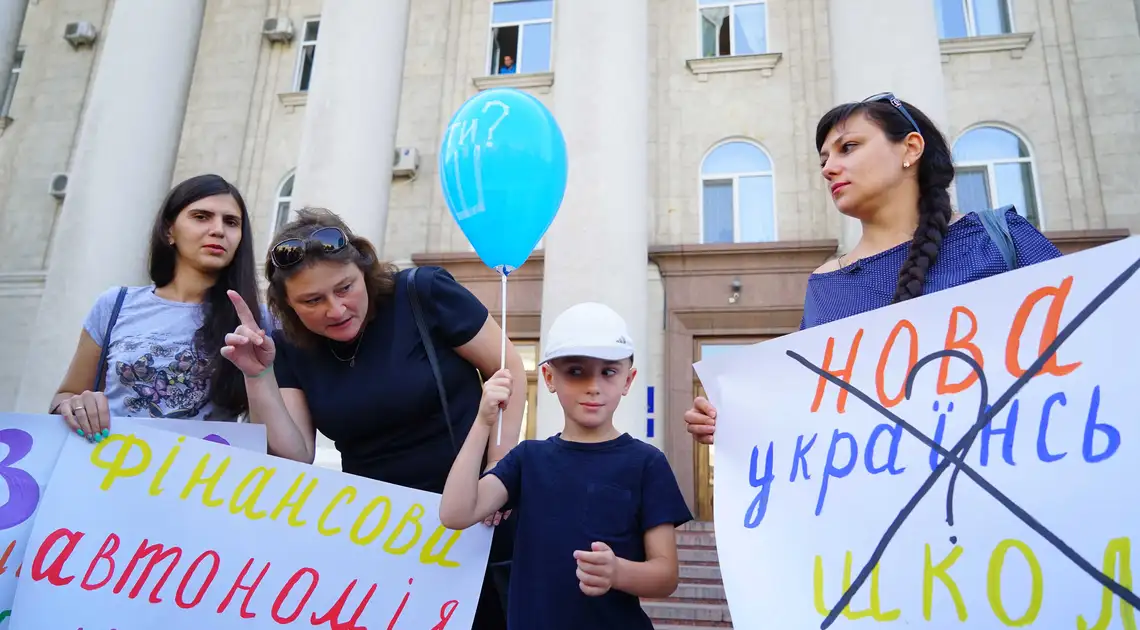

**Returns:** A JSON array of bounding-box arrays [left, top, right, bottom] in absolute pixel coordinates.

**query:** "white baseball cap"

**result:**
[[540, 302, 635, 365]]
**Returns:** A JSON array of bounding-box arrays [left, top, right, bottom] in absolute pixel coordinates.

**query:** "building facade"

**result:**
[[0, 0, 1135, 519]]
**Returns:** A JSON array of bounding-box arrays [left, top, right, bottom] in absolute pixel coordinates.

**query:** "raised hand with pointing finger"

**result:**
[[220, 290, 275, 377]]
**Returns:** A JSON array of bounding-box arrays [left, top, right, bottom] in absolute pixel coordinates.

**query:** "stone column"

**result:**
[[537, 0, 650, 441], [828, 0, 948, 252], [15, 0, 206, 411], [0, 0, 27, 106], [290, 0, 412, 248]]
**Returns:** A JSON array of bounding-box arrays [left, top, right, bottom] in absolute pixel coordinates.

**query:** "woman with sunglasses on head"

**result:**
[[220, 207, 526, 630], [684, 93, 1063, 444], [50, 174, 266, 441]]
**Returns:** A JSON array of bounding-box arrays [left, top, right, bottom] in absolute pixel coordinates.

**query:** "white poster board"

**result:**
[[695, 236, 1140, 629], [10, 423, 492, 629], [127, 417, 267, 453]]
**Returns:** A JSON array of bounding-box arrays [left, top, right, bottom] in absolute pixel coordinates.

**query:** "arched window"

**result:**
[[952, 126, 1041, 227], [273, 172, 295, 234], [700, 140, 776, 243]]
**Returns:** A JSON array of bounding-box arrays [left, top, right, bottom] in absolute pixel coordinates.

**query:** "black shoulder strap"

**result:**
[[406, 268, 458, 453], [93, 286, 128, 392]]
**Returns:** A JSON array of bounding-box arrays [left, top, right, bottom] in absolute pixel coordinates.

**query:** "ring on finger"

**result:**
[[74, 406, 87, 414]]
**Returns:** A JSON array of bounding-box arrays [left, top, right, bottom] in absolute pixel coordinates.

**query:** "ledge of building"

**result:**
[[472, 72, 554, 93], [685, 52, 783, 81], [650, 240, 838, 276], [1044, 227, 1131, 255], [0, 271, 46, 297], [411, 251, 546, 282], [940, 32, 1034, 61], [277, 91, 308, 112]]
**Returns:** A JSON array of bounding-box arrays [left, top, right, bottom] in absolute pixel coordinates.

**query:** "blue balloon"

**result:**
[[439, 88, 568, 275]]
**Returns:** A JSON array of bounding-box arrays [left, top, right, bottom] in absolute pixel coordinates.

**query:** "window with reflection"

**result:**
[[700, 140, 776, 243], [698, 0, 768, 57], [488, 0, 553, 75], [934, 0, 1013, 38], [274, 172, 295, 234], [952, 126, 1040, 227]]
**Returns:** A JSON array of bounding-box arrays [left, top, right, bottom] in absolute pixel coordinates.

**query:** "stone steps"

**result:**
[[643, 521, 733, 630]]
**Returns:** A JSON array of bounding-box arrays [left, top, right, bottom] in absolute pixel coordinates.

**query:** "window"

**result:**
[[0, 48, 23, 118], [953, 126, 1041, 227], [935, 0, 1013, 38], [698, 0, 768, 57], [700, 140, 776, 243], [488, 0, 553, 75], [514, 341, 540, 442], [273, 172, 295, 234], [293, 19, 319, 91]]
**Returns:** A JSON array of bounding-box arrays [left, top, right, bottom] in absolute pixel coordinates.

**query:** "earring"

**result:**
[[903, 161, 911, 169]]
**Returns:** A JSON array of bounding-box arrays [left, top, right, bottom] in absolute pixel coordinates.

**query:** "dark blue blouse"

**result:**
[[801, 208, 1062, 330]]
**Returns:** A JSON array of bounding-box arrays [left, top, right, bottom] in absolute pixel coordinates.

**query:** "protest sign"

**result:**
[[10, 422, 491, 629], [0, 415, 268, 626], [695, 236, 1140, 628]]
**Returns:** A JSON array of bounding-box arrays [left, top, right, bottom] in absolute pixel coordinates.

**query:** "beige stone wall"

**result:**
[[0, 0, 1136, 415]]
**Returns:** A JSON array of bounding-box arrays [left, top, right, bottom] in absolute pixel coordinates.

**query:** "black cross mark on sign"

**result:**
[[784, 254, 1140, 630]]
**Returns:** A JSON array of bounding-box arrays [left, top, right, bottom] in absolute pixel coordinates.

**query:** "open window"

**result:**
[[488, 0, 553, 75]]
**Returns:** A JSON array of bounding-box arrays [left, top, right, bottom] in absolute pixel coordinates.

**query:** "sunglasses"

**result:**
[[863, 92, 922, 137], [270, 226, 349, 268]]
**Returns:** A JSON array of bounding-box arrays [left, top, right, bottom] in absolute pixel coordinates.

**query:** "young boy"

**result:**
[[440, 302, 693, 629]]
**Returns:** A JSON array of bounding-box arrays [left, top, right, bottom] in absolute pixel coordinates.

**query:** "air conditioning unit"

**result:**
[[63, 21, 97, 47], [48, 172, 68, 200], [261, 17, 294, 43], [393, 147, 420, 177]]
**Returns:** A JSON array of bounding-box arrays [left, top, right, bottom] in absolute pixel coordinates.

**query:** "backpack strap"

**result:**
[[93, 286, 128, 392], [976, 205, 1018, 271], [406, 268, 458, 453]]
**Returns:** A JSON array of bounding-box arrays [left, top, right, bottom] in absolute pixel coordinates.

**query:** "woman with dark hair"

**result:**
[[50, 173, 265, 440], [683, 93, 1062, 443], [220, 207, 526, 629]]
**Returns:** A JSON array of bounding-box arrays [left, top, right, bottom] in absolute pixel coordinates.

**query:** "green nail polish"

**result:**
[[76, 428, 84, 436], [101, 428, 110, 437], [93, 433, 103, 443]]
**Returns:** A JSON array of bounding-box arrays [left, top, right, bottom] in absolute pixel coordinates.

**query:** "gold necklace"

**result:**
[[328, 328, 365, 367]]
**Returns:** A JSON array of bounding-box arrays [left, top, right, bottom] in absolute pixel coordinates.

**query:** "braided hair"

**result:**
[[814, 99, 955, 303]]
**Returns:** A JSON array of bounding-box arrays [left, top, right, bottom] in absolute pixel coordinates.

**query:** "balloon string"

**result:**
[[496, 273, 507, 447]]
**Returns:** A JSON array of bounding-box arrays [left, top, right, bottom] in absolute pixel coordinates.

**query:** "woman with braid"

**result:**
[[683, 93, 1061, 443]]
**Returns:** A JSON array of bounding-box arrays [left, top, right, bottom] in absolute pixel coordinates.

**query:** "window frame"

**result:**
[[271, 170, 295, 240], [695, 0, 770, 58], [0, 47, 23, 118], [952, 123, 1044, 227], [485, 0, 555, 76], [292, 17, 321, 92], [938, 0, 1015, 39], [698, 138, 778, 244]]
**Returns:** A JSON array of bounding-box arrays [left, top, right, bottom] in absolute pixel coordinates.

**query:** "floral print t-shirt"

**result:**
[[83, 285, 235, 421]]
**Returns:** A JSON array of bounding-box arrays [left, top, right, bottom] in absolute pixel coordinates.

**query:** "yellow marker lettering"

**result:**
[[419, 525, 462, 568], [1077, 537, 1135, 630], [91, 434, 153, 491], [923, 543, 967, 621], [813, 555, 830, 616], [270, 473, 317, 527], [986, 539, 1042, 626], [383, 503, 425, 555], [148, 437, 185, 497], [317, 487, 357, 536], [348, 495, 392, 545], [838, 551, 898, 621], [229, 466, 276, 520], [179, 453, 232, 508]]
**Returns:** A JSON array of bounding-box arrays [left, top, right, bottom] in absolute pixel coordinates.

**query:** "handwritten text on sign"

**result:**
[[695, 236, 1140, 629], [10, 424, 492, 629]]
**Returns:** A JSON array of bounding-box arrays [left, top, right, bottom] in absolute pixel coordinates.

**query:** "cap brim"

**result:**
[[540, 346, 633, 365]]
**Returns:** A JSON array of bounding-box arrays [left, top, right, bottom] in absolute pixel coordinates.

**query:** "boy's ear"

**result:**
[[621, 366, 637, 396], [541, 364, 555, 392]]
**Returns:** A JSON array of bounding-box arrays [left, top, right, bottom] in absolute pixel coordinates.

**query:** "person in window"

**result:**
[[51, 174, 266, 438], [682, 94, 1062, 443], [221, 207, 526, 630], [499, 54, 516, 74]]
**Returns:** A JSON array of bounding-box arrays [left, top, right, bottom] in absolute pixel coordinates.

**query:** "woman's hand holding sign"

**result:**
[[221, 290, 275, 378], [684, 396, 717, 445]]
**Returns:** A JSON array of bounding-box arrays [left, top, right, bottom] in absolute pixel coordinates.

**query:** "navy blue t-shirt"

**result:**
[[272, 266, 489, 492], [488, 433, 693, 629]]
